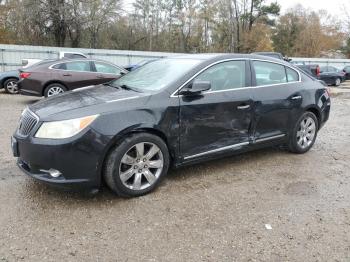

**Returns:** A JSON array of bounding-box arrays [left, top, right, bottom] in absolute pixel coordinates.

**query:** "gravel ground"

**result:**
[[0, 88, 350, 261]]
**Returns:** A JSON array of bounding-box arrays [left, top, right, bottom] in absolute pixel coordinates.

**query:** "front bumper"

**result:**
[[12, 129, 110, 191]]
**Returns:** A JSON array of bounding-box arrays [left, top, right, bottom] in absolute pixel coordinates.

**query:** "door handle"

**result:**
[[291, 95, 302, 100], [97, 74, 104, 79], [237, 105, 250, 110], [63, 73, 71, 76]]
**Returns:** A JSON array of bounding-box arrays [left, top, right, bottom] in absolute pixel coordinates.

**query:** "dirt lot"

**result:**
[[0, 86, 350, 262]]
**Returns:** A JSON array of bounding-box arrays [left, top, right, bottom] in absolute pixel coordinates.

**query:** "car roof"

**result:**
[[168, 53, 289, 65]]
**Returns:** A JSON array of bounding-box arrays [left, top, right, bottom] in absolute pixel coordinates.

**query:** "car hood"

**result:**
[[29, 85, 144, 118]]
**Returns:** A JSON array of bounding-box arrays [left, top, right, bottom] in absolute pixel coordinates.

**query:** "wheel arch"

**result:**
[[97, 126, 173, 186], [305, 106, 321, 128], [42, 81, 68, 96], [1, 76, 19, 88]]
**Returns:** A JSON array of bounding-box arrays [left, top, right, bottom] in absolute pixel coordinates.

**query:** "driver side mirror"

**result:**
[[180, 80, 211, 95]]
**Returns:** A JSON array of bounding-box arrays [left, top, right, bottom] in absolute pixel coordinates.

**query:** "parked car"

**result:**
[[295, 64, 320, 78], [0, 70, 20, 94], [124, 59, 159, 71], [319, 66, 345, 86], [342, 65, 350, 80], [17, 59, 128, 97], [12, 54, 331, 197], [251, 52, 291, 62], [297, 64, 343, 86]]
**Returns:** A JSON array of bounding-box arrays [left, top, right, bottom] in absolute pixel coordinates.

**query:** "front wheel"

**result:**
[[288, 112, 318, 154], [104, 133, 170, 197]]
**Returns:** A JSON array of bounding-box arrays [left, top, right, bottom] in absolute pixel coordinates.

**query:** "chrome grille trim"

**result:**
[[18, 108, 39, 137]]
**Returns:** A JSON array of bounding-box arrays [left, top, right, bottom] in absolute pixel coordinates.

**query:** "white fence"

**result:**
[[0, 44, 350, 72], [0, 44, 178, 72]]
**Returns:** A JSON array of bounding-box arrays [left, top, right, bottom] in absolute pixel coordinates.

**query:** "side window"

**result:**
[[65, 61, 91, 72], [320, 66, 327, 73], [52, 63, 66, 70], [94, 62, 122, 74], [253, 61, 287, 86], [286, 67, 299, 82], [194, 60, 246, 91]]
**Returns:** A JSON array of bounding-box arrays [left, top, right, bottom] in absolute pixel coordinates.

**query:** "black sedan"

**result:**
[[319, 66, 345, 86], [11, 54, 331, 197]]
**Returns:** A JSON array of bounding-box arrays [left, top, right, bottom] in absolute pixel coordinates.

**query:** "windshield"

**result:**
[[111, 58, 202, 91]]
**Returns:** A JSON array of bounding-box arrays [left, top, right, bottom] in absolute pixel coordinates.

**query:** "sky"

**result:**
[[123, 0, 349, 19], [275, 0, 348, 18]]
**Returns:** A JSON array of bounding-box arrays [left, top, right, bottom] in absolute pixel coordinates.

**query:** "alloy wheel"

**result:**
[[6, 81, 18, 94], [47, 86, 65, 97], [119, 142, 164, 191], [296, 116, 316, 149]]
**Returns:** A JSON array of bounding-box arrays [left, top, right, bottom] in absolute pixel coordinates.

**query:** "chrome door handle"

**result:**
[[291, 95, 302, 100], [237, 105, 250, 110]]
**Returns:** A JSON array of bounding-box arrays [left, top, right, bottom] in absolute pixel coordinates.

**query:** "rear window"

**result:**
[[286, 67, 299, 82]]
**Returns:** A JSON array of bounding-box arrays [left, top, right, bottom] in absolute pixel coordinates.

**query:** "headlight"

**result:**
[[35, 115, 99, 139]]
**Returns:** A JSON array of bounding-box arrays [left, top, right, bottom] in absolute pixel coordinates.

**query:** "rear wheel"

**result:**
[[44, 83, 67, 97], [288, 112, 318, 154], [4, 78, 19, 94], [104, 133, 170, 197]]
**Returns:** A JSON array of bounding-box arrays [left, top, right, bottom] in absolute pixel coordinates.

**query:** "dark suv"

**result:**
[[17, 59, 128, 97]]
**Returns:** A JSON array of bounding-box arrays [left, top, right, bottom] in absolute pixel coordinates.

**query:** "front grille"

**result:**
[[18, 109, 39, 136]]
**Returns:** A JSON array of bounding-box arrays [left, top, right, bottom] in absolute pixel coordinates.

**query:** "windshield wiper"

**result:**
[[119, 84, 142, 93], [103, 82, 119, 89]]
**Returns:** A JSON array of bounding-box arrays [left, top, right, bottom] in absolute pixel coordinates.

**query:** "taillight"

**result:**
[[316, 66, 320, 76], [20, 72, 31, 79]]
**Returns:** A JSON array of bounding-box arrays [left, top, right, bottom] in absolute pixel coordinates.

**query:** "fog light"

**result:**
[[40, 168, 62, 178]]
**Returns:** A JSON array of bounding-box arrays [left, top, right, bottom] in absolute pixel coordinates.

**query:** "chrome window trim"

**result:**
[[251, 59, 301, 85], [184, 141, 249, 160], [48, 60, 126, 74], [170, 58, 302, 98]]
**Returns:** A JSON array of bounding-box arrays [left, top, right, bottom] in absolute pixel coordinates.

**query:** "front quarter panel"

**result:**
[[91, 93, 180, 163]]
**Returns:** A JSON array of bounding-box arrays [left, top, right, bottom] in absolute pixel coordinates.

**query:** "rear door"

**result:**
[[251, 60, 303, 142], [54, 61, 99, 90], [179, 60, 253, 160], [92, 61, 125, 84]]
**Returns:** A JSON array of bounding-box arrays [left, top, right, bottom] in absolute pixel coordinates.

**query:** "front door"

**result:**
[[92, 61, 124, 84], [57, 61, 99, 90], [179, 60, 253, 160]]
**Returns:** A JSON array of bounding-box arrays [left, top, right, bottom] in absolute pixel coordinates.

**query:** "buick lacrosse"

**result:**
[[12, 54, 331, 197]]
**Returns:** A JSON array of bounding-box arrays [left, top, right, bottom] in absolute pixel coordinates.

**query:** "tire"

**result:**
[[44, 83, 67, 98], [288, 111, 319, 154], [104, 133, 170, 197], [334, 77, 341, 86], [4, 78, 19, 94]]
